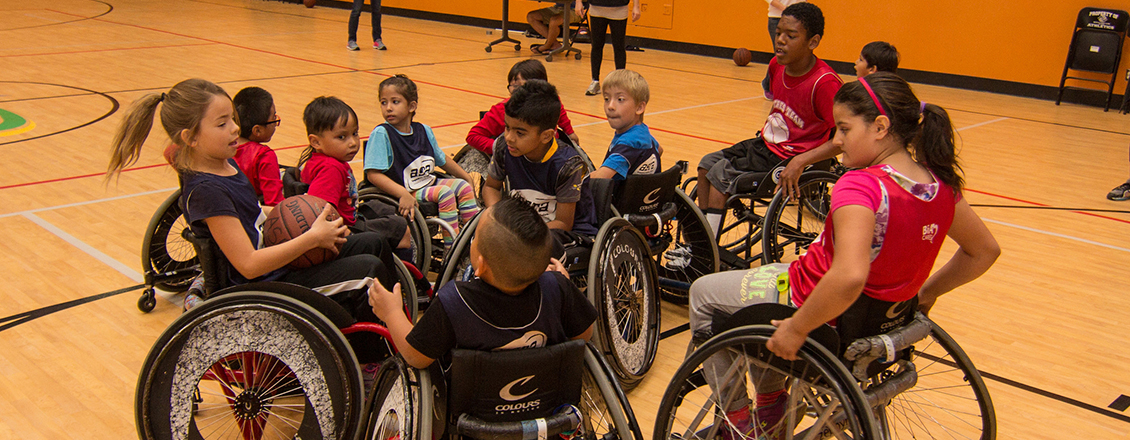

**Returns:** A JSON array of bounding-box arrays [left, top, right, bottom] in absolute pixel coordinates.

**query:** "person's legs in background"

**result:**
[[371, 0, 385, 49], [608, 18, 627, 70], [347, 0, 364, 50], [761, 17, 779, 98], [586, 16, 610, 95]]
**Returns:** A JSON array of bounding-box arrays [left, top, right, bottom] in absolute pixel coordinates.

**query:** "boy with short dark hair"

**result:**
[[369, 197, 597, 368], [483, 80, 599, 241], [466, 59, 580, 155], [696, 2, 842, 234], [854, 41, 899, 77], [591, 69, 661, 180], [232, 86, 284, 207]]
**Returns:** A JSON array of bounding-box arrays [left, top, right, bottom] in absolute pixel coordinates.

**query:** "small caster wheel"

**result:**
[[546, 55, 553, 62], [574, 52, 582, 60], [485, 45, 492, 53], [138, 289, 156, 312], [515, 44, 521, 51]]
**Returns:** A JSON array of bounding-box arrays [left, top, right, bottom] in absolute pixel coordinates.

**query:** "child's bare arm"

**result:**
[[917, 199, 1000, 314], [366, 170, 417, 218], [547, 201, 576, 231], [483, 176, 504, 207], [207, 205, 346, 279], [368, 280, 435, 369], [589, 167, 618, 180]]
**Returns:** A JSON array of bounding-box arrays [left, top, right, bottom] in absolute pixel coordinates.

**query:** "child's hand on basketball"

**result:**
[[367, 279, 403, 321], [308, 205, 348, 254], [398, 193, 416, 218], [767, 318, 807, 361]]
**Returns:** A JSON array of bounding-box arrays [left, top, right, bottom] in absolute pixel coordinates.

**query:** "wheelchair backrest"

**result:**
[[734, 157, 838, 199], [447, 339, 585, 424], [612, 162, 685, 217], [281, 165, 308, 198], [189, 231, 232, 297]]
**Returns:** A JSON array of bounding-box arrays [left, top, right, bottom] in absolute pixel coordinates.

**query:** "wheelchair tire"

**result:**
[[761, 171, 838, 265], [136, 291, 364, 440], [436, 212, 481, 291], [363, 356, 434, 440], [588, 218, 659, 391], [654, 325, 879, 440], [879, 321, 996, 439], [357, 190, 432, 275], [578, 342, 645, 440], [141, 189, 199, 293], [655, 189, 720, 305]]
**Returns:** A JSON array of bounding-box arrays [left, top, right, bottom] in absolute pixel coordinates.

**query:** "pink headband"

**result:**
[[858, 77, 887, 117]]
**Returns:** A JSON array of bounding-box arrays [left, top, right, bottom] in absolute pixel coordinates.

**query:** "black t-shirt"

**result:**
[[406, 272, 597, 360]]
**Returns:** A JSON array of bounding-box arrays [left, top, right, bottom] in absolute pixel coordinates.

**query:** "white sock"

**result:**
[[706, 213, 722, 235]]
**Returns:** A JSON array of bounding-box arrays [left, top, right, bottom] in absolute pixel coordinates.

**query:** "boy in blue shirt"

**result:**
[[368, 197, 597, 368], [483, 80, 599, 250], [590, 69, 661, 180]]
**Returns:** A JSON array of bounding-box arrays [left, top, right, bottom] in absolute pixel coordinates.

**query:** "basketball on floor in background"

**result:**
[[263, 195, 341, 269], [733, 48, 752, 66], [304, 0, 316, 8]]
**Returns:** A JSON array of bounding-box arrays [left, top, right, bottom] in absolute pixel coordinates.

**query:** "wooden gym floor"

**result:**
[[2, 0, 1129, 438]]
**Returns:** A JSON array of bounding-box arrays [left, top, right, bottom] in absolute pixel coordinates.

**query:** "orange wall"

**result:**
[[382, 0, 1130, 92]]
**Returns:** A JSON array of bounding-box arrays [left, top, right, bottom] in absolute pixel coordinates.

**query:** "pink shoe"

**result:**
[[751, 393, 804, 440]]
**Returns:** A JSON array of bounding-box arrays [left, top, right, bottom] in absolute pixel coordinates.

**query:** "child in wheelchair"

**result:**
[[483, 79, 599, 260], [367, 196, 597, 369], [363, 74, 480, 246], [232, 86, 285, 208], [108, 79, 399, 325], [589, 69, 661, 181], [298, 96, 411, 252], [686, 73, 1000, 439]]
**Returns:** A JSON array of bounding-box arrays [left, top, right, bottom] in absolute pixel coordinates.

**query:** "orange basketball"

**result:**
[[733, 48, 752, 67], [263, 195, 340, 269], [304, 0, 316, 8]]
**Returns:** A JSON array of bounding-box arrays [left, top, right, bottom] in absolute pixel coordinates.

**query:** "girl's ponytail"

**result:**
[[106, 93, 163, 180], [913, 103, 964, 191]]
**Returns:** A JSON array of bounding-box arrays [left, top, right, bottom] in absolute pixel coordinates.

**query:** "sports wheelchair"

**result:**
[[367, 339, 643, 440], [687, 155, 843, 271], [653, 298, 995, 440], [135, 225, 421, 440], [434, 161, 719, 390]]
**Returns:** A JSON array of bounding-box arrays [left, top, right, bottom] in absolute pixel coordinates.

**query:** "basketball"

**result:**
[[733, 48, 752, 66], [303, 0, 316, 8], [263, 195, 340, 269]]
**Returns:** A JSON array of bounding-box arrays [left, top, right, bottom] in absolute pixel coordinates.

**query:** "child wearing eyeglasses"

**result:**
[[233, 86, 285, 207]]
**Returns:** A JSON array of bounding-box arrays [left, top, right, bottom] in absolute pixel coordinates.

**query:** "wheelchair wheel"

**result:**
[[436, 212, 481, 291], [578, 343, 645, 440], [878, 322, 996, 439], [588, 218, 659, 391], [654, 325, 879, 440], [136, 291, 364, 440], [363, 356, 434, 440], [761, 171, 838, 265], [655, 189, 720, 305], [142, 189, 199, 292], [357, 190, 432, 274], [683, 176, 767, 271]]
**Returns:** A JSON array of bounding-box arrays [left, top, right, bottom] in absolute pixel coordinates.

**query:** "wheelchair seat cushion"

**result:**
[[448, 339, 586, 423], [212, 281, 357, 329]]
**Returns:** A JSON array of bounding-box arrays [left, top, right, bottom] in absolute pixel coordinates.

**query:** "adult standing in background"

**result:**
[[762, 0, 805, 99], [578, 0, 640, 96], [348, 0, 385, 51]]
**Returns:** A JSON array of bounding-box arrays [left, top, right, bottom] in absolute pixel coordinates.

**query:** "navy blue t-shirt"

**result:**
[[487, 138, 599, 236], [181, 160, 283, 285], [406, 271, 598, 360]]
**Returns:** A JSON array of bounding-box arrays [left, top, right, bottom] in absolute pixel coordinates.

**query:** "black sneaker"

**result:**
[[1108, 182, 1130, 201]]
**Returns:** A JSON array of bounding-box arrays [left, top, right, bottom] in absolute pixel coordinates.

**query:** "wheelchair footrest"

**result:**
[[454, 405, 581, 440]]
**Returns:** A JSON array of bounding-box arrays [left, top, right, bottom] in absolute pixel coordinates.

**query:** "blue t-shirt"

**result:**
[[180, 160, 283, 285], [487, 138, 598, 236], [600, 123, 661, 180], [363, 122, 447, 191]]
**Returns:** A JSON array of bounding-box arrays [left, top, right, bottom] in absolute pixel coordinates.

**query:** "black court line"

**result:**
[[0, 1, 113, 32], [0, 284, 142, 333], [660, 321, 1130, 425], [0, 81, 120, 146]]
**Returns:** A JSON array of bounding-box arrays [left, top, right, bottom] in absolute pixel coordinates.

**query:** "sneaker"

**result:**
[[183, 292, 204, 312], [362, 362, 382, 397], [373, 39, 386, 50], [663, 244, 693, 270], [585, 81, 601, 96], [1108, 182, 1130, 201], [751, 393, 805, 440], [346, 40, 360, 51]]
